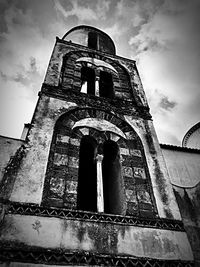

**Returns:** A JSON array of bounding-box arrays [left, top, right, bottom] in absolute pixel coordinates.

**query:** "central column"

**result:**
[[96, 154, 104, 212], [95, 77, 100, 97]]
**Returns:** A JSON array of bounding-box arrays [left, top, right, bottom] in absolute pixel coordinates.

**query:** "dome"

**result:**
[[62, 25, 116, 55], [182, 122, 200, 149]]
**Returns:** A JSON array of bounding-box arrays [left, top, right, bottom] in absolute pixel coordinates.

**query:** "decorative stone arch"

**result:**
[[42, 108, 157, 217], [60, 50, 135, 102]]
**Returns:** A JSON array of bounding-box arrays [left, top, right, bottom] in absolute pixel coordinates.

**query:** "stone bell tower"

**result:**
[[0, 25, 194, 266]]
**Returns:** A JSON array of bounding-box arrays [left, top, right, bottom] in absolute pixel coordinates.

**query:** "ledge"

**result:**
[[0, 247, 194, 266], [0, 135, 25, 143], [40, 84, 151, 119], [3, 201, 185, 232], [56, 36, 136, 64], [160, 143, 200, 153]]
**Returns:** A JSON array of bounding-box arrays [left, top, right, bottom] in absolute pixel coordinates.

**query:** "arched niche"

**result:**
[[60, 51, 134, 102], [42, 108, 157, 218]]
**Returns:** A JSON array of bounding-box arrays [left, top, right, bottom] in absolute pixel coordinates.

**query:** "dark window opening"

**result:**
[[77, 136, 124, 215], [99, 71, 114, 98], [102, 140, 124, 215], [88, 32, 97, 50], [77, 136, 97, 212], [81, 67, 95, 95]]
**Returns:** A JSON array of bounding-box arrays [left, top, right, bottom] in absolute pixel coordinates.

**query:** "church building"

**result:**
[[0, 25, 199, 266]]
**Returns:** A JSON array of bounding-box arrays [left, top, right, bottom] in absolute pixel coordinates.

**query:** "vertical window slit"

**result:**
[[77, 135, 97, 212], [81, 67, 95, 95], [88, 32, 97, 50], [102, 140, 124, 215], [99, 71, 114, 98]]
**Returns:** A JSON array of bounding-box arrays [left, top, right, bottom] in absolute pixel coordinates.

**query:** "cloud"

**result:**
[[116, 0, 162, 28], [145, 88, 177, 116], [0, 3, 53, 137], [54, 0, 110, 21], [129, 0, 200, 55], [2, 57, 41, 90], [0, 71, 7, 82], [96, 0, 111, 20], [0, 3, 54, 85], [0, 5, 51, 75], [0, 78, 36, 138], [54, 0, 93, 21], [127, 0, 200, 145], [159, 95, 177, 111]]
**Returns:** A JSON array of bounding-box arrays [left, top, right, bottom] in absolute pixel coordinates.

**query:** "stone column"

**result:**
[[96, 154, 104, 212]]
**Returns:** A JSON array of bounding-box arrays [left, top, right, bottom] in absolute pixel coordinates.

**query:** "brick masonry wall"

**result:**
[[61, 50, 133, 102]]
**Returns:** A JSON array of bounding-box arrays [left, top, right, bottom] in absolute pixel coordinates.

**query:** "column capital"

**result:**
[[96, 154, 103, 162]]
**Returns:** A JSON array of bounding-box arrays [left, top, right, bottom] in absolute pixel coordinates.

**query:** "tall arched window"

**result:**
[[77, 135, 97, 212], [77, 136, 124, 214], [42, 109, 156, 218], [102, 140, 124, 215], [81, 67, 95, 95], [88, 32, 97, 50], [99, 71, 114, 98]]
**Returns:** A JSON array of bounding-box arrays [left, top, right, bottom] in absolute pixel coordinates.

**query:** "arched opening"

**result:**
[[42, 108, 156, 217], [77, 135, 97, 212], [76, 57, 118, 74], [102, 140, 124, 215], [81, 66, 95, 95], [99, 71, 114, 98], [88, 31, 97, 50]]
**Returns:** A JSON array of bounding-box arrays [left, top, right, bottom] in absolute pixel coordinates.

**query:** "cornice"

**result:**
[[0, 247, 194, 266], [40, 84, 151, 119], [3, 201, 185, 231]]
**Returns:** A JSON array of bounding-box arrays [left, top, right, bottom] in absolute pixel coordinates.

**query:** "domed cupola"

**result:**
[[62, 25, 116, 55]]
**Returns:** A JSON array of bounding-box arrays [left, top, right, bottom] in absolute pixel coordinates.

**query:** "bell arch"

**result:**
[[59, 51, 136, 102], [42, 108, 157, 218]]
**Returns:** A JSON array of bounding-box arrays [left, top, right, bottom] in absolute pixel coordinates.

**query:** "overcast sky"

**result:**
[[0, 0, 199, 145]]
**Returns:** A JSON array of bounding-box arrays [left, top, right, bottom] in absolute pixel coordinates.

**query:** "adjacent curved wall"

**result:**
[[161, 145, 200, 265], [182, 122, 200, 149]]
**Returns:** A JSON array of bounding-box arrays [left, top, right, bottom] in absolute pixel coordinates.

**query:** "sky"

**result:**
[[0, 0, 200, 146]]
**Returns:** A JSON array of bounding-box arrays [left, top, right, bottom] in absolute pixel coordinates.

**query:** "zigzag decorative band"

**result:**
[[0, 247, 194, 266], [5, 202, 185, 231]]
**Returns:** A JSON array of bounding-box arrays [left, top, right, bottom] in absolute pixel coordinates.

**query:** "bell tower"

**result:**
[[41, 25, 159, 218], [0, 25, 194, 266]]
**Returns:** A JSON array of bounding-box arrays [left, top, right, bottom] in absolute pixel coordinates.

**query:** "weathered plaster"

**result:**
[[132, 66, 148, 107], [162, 148, 200, 188], [0, 214, 193, 261], [44, 42, 71, 86], [124, 115, 181, 220], [43, 39, 147, 108], [117, 226, 192, 260], [116, 59, 148, 108], [10, 95, 77, 204], [173, 184, 200, 264], [0, 136, 24, 183]]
